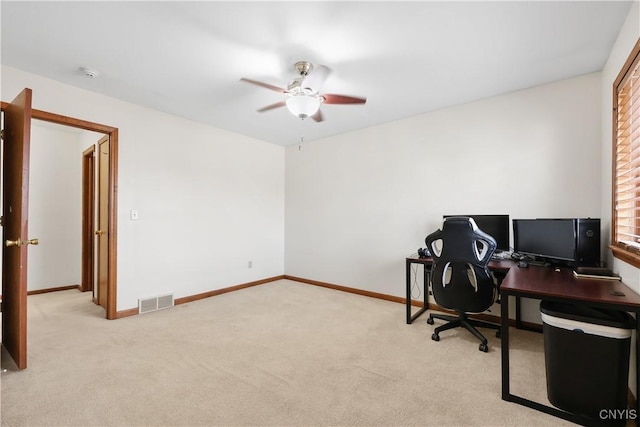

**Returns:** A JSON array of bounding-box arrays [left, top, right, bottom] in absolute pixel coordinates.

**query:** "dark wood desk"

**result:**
[[407, 256, 640, 425], [500, 266, 640, 426]]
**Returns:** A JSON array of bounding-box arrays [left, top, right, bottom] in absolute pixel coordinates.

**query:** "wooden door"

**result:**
[[81, 145, 95, 293], [96, 136, 109, 308], [2, 88, 33, 370]]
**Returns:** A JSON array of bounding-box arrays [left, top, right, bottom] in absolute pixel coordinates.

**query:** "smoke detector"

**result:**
[[80, 67, 99, 78]]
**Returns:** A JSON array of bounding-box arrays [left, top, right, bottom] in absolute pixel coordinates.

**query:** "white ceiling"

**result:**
[[1, 1, 633, 146]]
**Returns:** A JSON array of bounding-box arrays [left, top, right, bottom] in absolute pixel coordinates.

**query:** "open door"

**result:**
[[96, 135, 109, 308], [81, 145, 96, 293], [2, 88, 34, 370]]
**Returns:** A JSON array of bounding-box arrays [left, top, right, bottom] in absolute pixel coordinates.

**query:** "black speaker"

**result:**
[[575, 218, 600, 267]]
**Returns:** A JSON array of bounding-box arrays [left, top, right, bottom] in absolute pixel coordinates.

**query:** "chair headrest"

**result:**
[[443, 216, 479, 232], [427, 216, 497, 265]]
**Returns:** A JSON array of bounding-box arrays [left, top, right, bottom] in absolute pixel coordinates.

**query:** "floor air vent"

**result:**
[[139, 294, 174, 314]]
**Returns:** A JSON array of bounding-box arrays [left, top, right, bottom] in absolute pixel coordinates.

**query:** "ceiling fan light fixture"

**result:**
[[286, 94, 321, 119]]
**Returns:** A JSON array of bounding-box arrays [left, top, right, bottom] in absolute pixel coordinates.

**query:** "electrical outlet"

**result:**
[[248, 261, 252, 268]]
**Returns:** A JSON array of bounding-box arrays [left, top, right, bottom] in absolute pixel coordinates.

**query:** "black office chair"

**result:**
[[425, 217, 500, 352]]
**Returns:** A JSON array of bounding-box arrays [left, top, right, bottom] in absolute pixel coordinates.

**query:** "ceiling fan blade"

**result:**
[[240, 78, 287, 93], [310, 109, 324, 122], [322, 94, 367, 105], [257, 101, 286, 112]]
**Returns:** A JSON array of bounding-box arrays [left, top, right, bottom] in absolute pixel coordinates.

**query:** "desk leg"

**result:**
[[423, 264, 429, 310], [406, 259, 411, 324], [501, 292, 511, 401], [406, 260, 429, 324], [635, 312, 640, 426], [515, 296, 522, 329]]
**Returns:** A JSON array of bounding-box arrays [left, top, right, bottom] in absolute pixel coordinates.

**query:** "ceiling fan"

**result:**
[[240, 61, 366, 122]]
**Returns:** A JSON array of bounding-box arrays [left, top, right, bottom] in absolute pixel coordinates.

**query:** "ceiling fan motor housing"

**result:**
[[294, 61, 313, 76]]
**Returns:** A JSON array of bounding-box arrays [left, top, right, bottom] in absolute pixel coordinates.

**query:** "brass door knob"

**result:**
[[6, 238, 39, 247], [6, 239, 22, 247], [95, 230, 104, 236]]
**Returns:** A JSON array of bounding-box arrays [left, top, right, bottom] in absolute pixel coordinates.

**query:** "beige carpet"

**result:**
[[0, 279, 572, 426]]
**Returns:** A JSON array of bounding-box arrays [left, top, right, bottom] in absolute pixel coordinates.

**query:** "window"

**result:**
[[612, 38, 640, 267]]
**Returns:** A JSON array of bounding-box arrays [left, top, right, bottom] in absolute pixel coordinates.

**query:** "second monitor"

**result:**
[[443, 214, 510, 252], [512, 218, 601, 267]]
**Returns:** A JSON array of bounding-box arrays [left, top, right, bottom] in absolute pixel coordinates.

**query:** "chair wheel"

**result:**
[[479, 343, 488, 352], [431, 333, 440, 341], [495, 330, 501, 339], [427, 317, 434, 325]]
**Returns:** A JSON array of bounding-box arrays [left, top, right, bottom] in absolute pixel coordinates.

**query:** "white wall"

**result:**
[[286, 73, 603, 308], [2, 66, 285, 311], [26, 122, 86, 291]]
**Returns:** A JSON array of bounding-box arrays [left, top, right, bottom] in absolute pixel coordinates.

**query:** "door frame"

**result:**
[[1, 102, 119, 320]]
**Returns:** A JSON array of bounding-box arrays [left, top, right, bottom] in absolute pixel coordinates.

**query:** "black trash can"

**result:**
[[540, 301, 634, 424]]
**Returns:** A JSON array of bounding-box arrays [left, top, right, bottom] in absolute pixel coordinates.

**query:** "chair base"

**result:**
[[427, 311, 500, 352]]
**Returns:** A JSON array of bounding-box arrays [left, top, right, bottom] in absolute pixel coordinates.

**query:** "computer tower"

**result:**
[[575, 218, 600, 267]]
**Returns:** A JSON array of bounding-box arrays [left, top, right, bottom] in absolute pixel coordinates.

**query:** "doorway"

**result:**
[[1, 101, 119, 321]]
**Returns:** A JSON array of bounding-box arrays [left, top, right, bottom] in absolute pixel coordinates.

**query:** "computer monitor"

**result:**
[[512, 218, 576, 262], [443, 214, 510, 251]]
